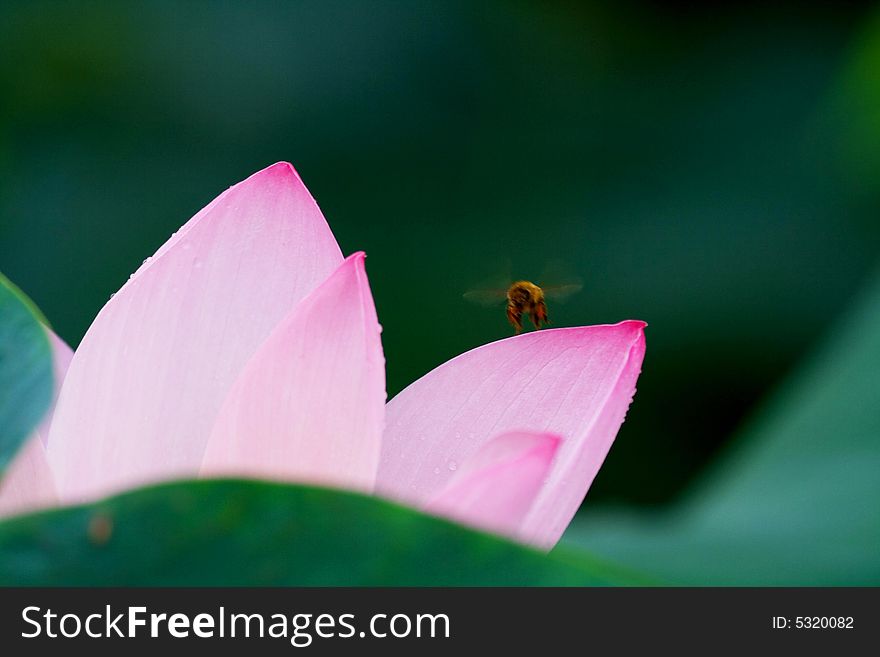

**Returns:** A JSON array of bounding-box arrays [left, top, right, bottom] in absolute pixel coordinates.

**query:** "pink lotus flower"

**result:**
[[0, 163, 645, 548]]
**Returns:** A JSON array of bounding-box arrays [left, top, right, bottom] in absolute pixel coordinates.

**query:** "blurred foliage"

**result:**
[[0, 273, 51, 471], [1, 0, 879, 508], [563, 267, 880, 584], [0, 479, 647, 586]]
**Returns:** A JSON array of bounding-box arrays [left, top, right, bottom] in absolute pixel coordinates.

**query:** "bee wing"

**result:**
[[462, 288, 509, 306], [463, 258, 513, 307], [537, 259, 583, 303], [542, 280, 583, 303]]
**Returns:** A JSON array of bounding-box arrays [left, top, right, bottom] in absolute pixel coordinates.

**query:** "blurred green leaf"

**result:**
[[0, 479, 647, 585], [562, 268, 880, 585], [826, 7, 880, 201], [0, 272, 52, 472]]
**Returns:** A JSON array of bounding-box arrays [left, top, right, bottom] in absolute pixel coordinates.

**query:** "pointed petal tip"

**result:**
[[235, 161, 304, 189], [48, 160, 344, 503], [475, 319, 647, 355], [532, 431, 562, 455], [618, 320, 647, 366], [424, 430, 563, 541], [452, 429, 563, 481], [511, 430, 563, 459], [618, 318, 647, 331], [325, 252, 370, 290], [618, 319, 647, 353], [201, 249, 386, 493], [223, 162, 318, 203], [266, 160, 295, 171], [338, 251, 375, 318], [591, 320, 647, 356], [604, 319, 647, 342]]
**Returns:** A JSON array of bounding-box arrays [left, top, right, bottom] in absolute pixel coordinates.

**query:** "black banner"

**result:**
[[0, 588, 875, 654]]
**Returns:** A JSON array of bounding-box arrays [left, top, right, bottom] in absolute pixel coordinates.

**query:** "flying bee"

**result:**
[[505, 280, 548, 333], [464, 269, 583, 334]]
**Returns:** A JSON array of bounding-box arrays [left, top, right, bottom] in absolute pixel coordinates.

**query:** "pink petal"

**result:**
[[47, 163, 343, 503], [425, 431, 560, 540], [38, 329, 74, 446], [0, 437, 56, 518], [201, 253, 385, 491], [0, 327, 73, 517], [378, 320, 646, 548]]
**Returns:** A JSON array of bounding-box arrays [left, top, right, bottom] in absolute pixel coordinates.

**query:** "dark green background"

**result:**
[[2, 0, 879, 511]]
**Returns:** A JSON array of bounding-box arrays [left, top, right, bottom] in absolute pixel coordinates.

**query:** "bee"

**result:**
[[504, 281, 548, 333], [464, 271, 582, 334]]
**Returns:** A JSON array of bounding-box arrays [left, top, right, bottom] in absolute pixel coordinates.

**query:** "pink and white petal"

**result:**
[[0, 437, 56, 518], [0, 327, 71, 517], [425, 431, 560, 540], [37, 329, 74, 446], [378, 320, 646, 548], [48, 163, 343, 503], [201, 252, 385, 492]]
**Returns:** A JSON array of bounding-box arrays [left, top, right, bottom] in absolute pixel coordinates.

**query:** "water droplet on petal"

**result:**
[[433, 467, 440, 475], [448, 460, 458, 472]]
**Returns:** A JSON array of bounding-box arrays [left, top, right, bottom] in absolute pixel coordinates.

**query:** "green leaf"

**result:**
[[0, 273, 53, 472], [562, 269, 880, 585], [0, 479, 649, 585]]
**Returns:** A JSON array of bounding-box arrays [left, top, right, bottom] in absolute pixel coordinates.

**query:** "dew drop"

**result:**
[[448, 460, 458, 472], [433, 467, 440, 475]]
